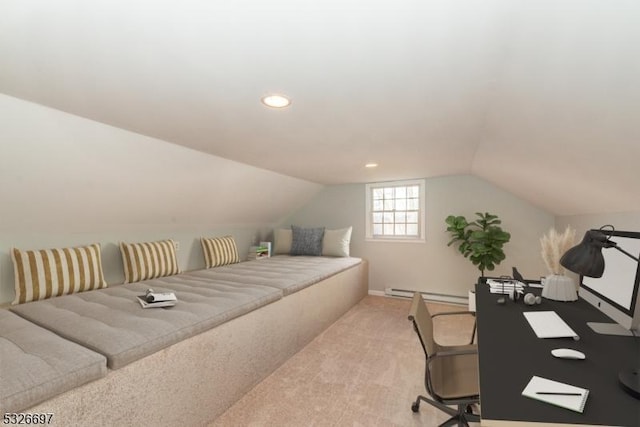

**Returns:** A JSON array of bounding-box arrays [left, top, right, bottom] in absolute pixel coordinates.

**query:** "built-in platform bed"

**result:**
[[1, 256, 368, 426]]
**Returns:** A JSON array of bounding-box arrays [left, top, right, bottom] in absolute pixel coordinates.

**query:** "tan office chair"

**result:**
[[408, 292, 480, 427]]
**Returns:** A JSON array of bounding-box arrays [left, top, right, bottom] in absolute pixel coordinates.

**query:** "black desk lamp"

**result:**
[[559, 225, 640, 399], [560, 225, 639, 278]]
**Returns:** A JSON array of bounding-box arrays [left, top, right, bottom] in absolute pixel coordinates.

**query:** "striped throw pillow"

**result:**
[[201, 235, 240, 268], [11, 243, 107, 305], [120, 239, 180, 283]]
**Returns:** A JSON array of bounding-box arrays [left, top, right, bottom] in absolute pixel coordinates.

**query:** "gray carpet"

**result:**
[[210, 295, 480, 426]]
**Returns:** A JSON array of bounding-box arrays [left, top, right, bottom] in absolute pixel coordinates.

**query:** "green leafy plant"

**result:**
[[445, 212, 511, 276]]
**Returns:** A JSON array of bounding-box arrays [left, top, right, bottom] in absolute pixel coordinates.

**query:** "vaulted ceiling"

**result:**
[[1, 1, 638, 216]]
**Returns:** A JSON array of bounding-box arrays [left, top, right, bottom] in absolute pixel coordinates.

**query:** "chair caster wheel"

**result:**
[[411, 401, 420, 412]]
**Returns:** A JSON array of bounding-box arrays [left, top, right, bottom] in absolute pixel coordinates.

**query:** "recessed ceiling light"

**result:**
[[261, 94, 291, 108], [365, 163, 378, 168]]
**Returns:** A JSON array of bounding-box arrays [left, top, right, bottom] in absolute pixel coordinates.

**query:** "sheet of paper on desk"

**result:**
[[522, 376, 589, 413], [523, 311, 579, 339]]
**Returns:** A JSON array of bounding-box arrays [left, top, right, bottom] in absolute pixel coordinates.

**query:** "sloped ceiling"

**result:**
[[1, 1, 638, 216]]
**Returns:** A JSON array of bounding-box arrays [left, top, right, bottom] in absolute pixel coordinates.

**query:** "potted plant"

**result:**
[[445, 212, 511, 277], [540, 226, 578, 301]]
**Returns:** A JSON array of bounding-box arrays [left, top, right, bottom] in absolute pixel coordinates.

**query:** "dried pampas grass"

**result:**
[[540, 226, 576, 275]]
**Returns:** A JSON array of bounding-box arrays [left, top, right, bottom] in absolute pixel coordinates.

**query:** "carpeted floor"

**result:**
[[210, 295, 480, 427]]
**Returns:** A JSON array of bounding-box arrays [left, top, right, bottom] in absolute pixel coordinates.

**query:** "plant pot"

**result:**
[[541, 274, 577, 302]]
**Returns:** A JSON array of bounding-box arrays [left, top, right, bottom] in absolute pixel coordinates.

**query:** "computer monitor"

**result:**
[[580, 230, 640, 336]]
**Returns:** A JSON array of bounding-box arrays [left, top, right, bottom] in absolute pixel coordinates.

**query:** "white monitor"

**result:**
[[580, 230, 640, 336]]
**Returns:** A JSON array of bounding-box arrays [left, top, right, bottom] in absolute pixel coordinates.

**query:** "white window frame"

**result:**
[[365, 179, 426, 242]]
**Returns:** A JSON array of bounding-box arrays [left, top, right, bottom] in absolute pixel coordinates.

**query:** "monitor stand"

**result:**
[[587, 323, 640, 400], [619, 369, 640, 399], [587, 322, 635, 336]]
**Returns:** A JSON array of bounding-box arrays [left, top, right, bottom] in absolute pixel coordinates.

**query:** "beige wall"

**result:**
[[282, 175, 555, 298], [0, 94, 322, 304]]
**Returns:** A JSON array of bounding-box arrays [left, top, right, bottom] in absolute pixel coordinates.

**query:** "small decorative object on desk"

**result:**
[[540, 226, 578, 301], [137, 288, 177, 308]]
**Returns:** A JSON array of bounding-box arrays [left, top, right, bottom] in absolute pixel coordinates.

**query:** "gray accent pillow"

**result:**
[[290, 226, 325, 256]]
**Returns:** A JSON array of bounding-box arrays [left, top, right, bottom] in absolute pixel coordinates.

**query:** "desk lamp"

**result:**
[[559, 225, 640, 399]]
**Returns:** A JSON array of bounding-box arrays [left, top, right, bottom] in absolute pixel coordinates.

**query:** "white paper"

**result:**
[[522, 375, 589, 413]]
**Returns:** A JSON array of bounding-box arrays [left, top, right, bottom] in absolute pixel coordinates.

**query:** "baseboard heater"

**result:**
[[385, 288, 468, 306]]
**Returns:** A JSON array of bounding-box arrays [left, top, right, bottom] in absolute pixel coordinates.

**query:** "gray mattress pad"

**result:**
[[189, 255, 362, 295], [11, 275, 282, 370], [9, 256, 362, 370], [0, 309, 107, 413]]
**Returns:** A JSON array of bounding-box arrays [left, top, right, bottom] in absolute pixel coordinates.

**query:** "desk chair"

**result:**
[[408, 292, 481, 427]]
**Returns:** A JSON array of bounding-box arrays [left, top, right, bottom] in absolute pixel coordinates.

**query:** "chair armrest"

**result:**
[[432, 311, 477, 345], [432, 310, 475, 319], [434, 347, 478, 358]]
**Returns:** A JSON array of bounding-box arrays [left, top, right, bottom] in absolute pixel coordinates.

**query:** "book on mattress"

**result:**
[[137, 291, 177, 308]]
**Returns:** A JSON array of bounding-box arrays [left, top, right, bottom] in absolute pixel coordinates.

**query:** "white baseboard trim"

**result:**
[[368, 290, 386, 297]]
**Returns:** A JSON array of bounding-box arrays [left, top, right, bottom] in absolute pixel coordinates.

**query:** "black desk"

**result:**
[[475, 282, 640, 426]]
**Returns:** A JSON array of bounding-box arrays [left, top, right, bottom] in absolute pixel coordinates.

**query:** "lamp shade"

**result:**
[[559, 230, 608, 278]]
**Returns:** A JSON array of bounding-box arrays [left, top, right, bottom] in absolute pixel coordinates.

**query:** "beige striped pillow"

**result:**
[[201, 235, 240, 268], [120, 239, 180, 283], [11, 243, 107, 305]]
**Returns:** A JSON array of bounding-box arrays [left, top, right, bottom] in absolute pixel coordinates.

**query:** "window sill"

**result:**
[[365, 237, 426, 244]]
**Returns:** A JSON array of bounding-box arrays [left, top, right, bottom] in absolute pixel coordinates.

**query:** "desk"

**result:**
[[475, 281, 640, 426]]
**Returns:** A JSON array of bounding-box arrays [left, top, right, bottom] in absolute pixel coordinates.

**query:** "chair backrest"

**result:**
[[409, 292, 451, 399], [408, 292, 438, 357], [409, 292, 480, 403]]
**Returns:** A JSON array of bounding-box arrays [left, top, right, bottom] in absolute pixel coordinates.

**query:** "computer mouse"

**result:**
[[551, 348, 586, 360]]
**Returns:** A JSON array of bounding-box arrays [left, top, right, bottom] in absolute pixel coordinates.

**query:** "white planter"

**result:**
[[542, 274, 577, 302]]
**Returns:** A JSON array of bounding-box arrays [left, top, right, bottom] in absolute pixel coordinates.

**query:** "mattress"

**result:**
[[9, 256, 362, 370], [11, 276, 282, 369], [0, 310, 107, 413], [189, 255, 362, 295]]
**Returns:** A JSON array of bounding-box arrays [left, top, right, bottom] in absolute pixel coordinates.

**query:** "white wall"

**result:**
[[0, 94, 323, 304], [555, 212, 640, 285], [5, 90, 628, 306], [282, 175, 555, 298], [556, 212, 640, 237]]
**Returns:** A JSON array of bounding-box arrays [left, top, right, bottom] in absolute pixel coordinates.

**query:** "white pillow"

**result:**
[[322, 226, 353, 257], [273, 228, 292, 254]]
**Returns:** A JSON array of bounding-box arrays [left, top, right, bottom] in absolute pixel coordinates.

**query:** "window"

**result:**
[[365, 179, 425, 242]]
